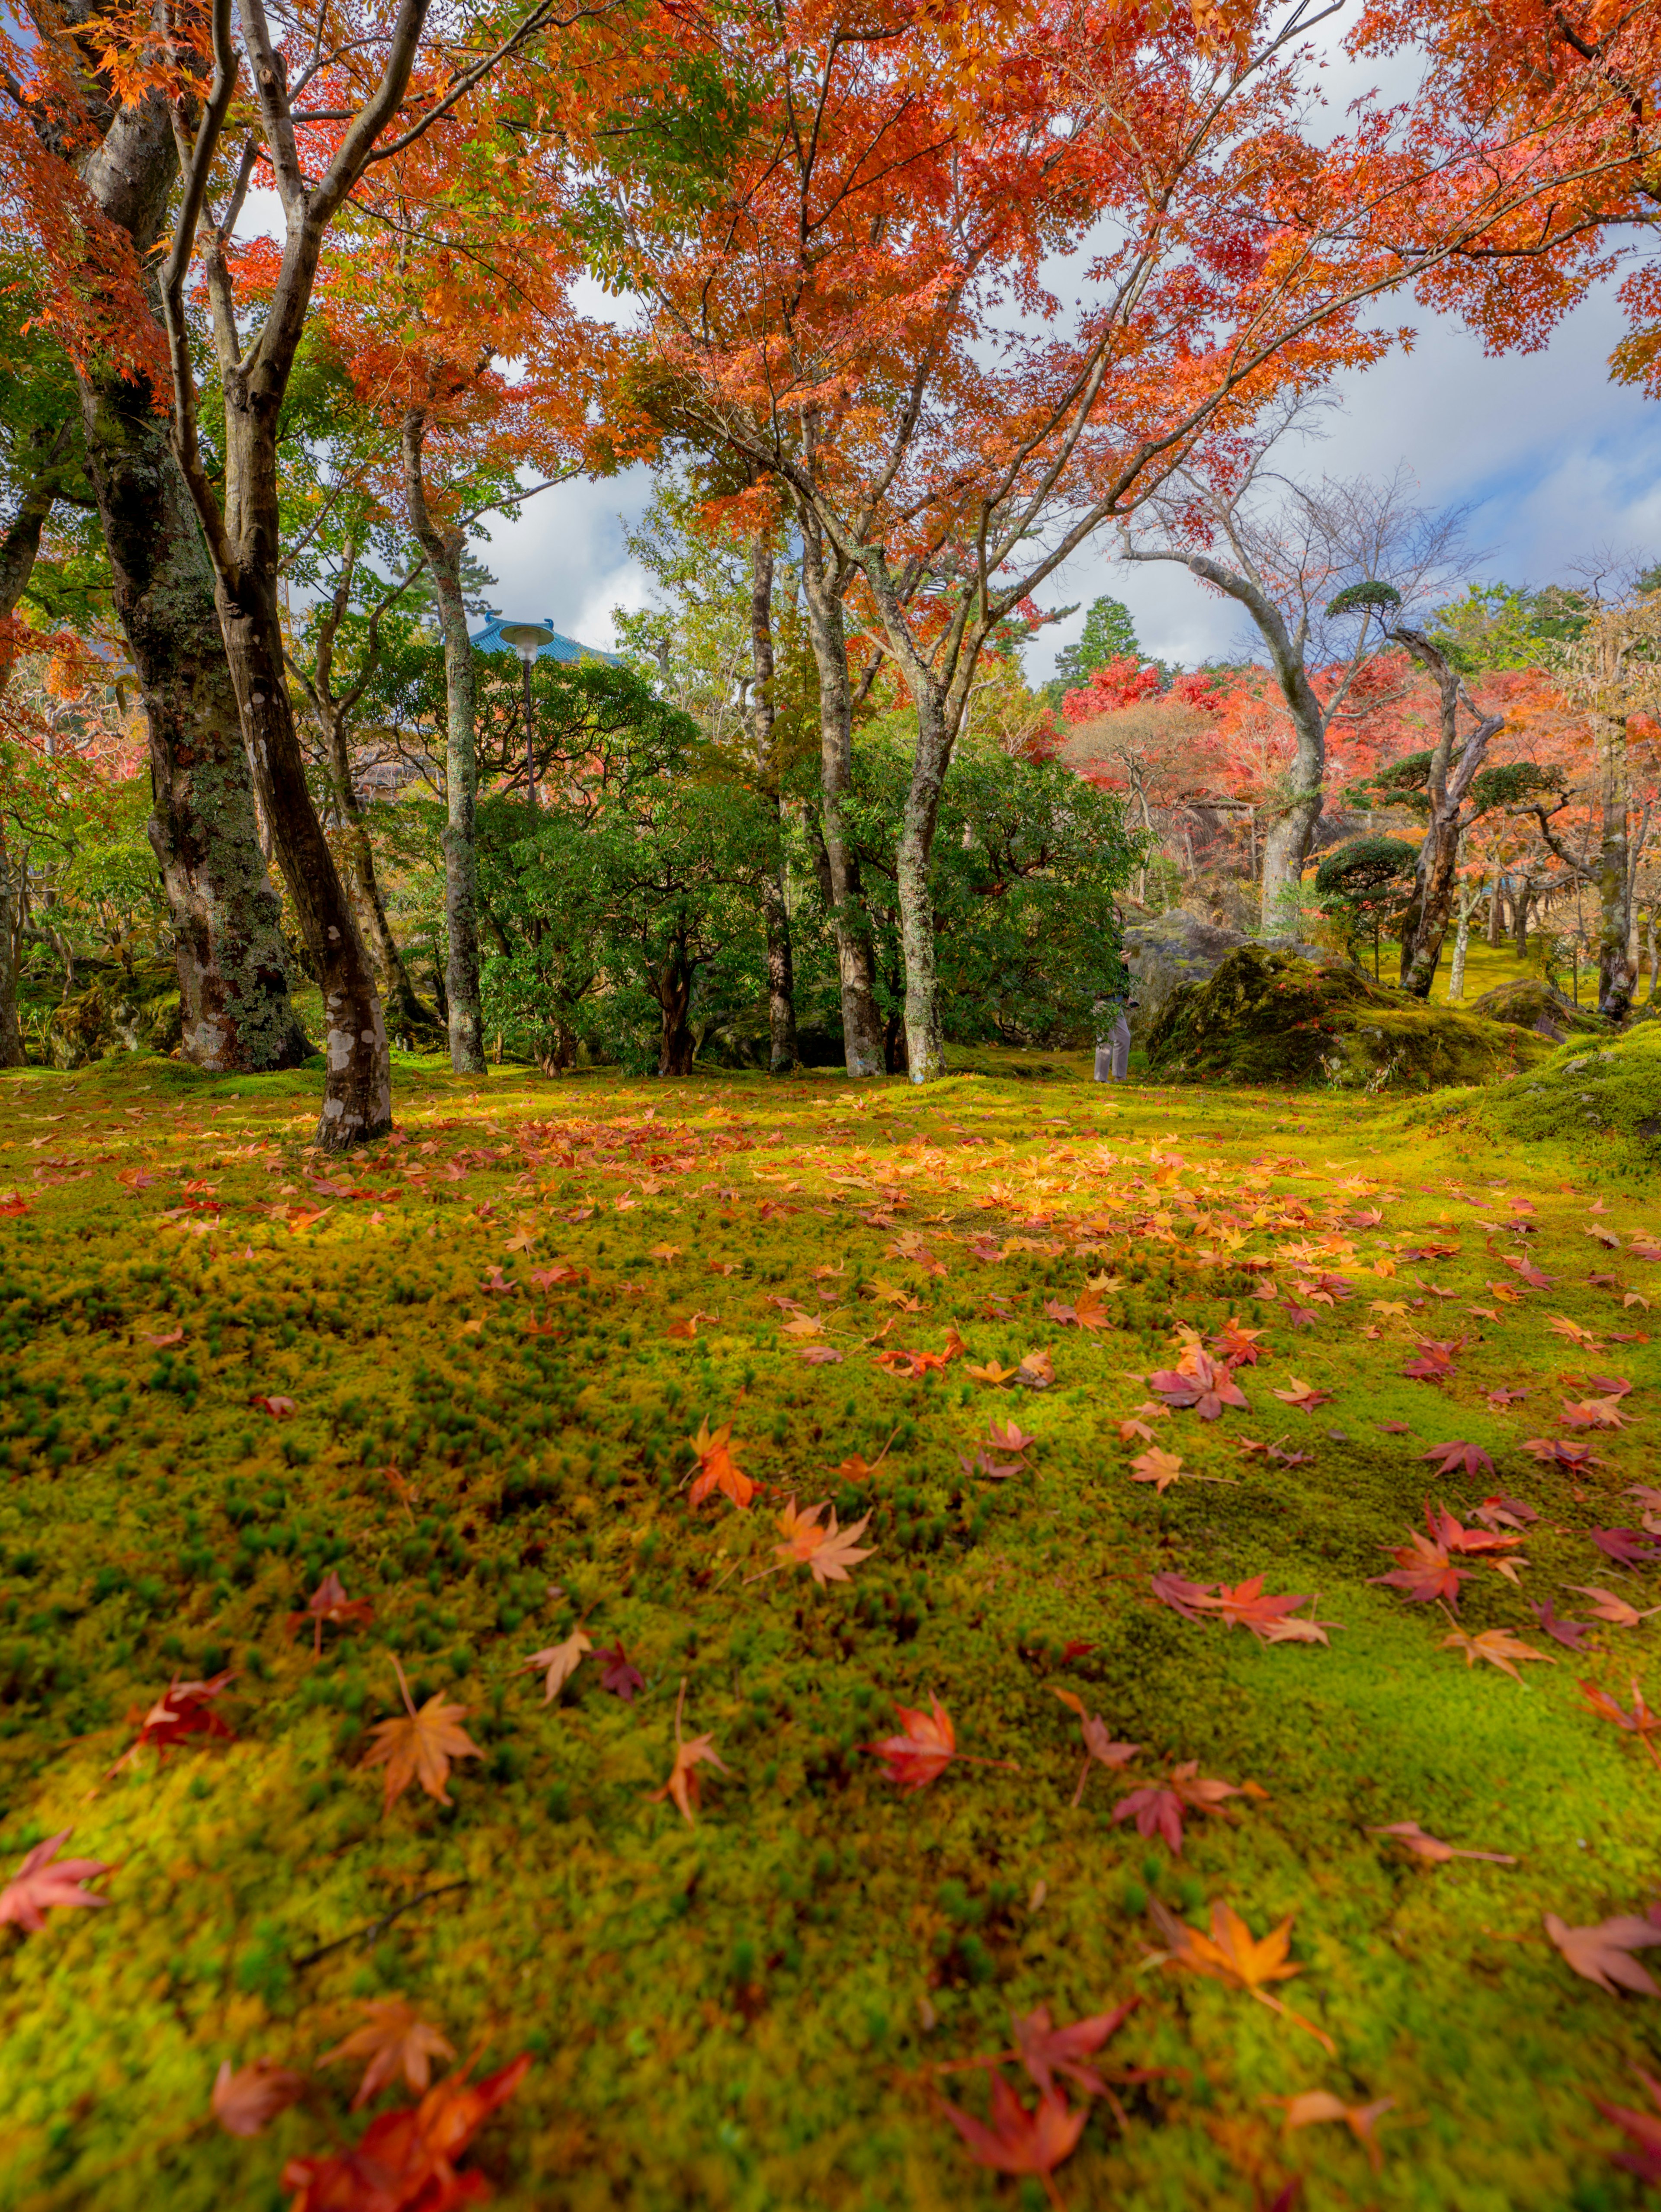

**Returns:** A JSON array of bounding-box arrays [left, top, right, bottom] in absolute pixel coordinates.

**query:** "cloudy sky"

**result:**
[[471, 16, 1661, 682]]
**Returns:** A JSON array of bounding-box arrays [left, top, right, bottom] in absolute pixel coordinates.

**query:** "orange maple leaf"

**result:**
[[361, 1657, 481, 1809], [769, 1498, 875, 1586], [686, 1416, 755, 1509], [648, 1677, 729, 1825], [321, 1997, 457, 2109]]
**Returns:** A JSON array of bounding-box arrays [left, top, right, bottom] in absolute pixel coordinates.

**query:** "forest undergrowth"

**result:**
[[1, 1049, 1659, 2212]]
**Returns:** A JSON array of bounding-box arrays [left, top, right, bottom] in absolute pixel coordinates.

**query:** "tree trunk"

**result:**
[[1595, 711, 1639, 1018], [749, 535, 797, 1073], [70, 81, 307, 1074], [1487, 877, 1504, 946], [403, 411, 486, 1074], [1512, 880, 1531, 959], [0, 840, 25, 1068], [797, 525, 884, 1076], [656, 950, 695, 1076], [209, 490, 389, 1141], [1447, 877, 1481, 1003], [895, 683, 951, 1081], [1389, 628, 1504, 998], [313, 699, 438, 1039]]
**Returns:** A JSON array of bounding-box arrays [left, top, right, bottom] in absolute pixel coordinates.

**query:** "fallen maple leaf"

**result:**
[[1521, 1436, 1605, 1468], [1437, 1611, 1557, 1684], [1148, 1348, 1247, 1420], [1147, 1896, 1334, 2053], [1421, 1440, 1496, 1478], [212, 2057, 306, 2137], [1580, 1678, 1661, 1769], [1050, 1686, 1139, 1805], [934, 2075, 1086, 2203], [1006, 1997, 1141, 2100], [864, 1694, 959, 1791], [1016, 1349, 1056, 1390], [593, 1641, 645, 1700], [768, 1498, 875, 1587], [649, 1678, 729, 1826], [321, 1997, 456, 2109], [666, 1310, 720, 1340], [282, 2054, 530, 2212], [1372, 1532, 1474, 1609], [1545, 1911, 1661, 1995], [521, 1629, 591, 1703], [1201, 1577, 1338, 1645], [109, 1671, 236, 1774], [1474, 1494, 1537, 1531], [361, 1657, 481, 1809], [285, 1570, 373, 1657], [0, 1830, 112, 1932], [687, 1416, 755, 1509], [1128, 1445, 1185, 1493], [251, 1393, 296, 1418], [1531, 1599, 1597, 1651], [1272, 1375, 1334, 1414], [966, 1357, 1020, 1385], [1368, 1820, 1516, 1865], [1113, 1762, 1246, 1856], [1592, 1527, 1661, 1569], [1597, 2069, 1661, 2186], [1569, 1587, 1661, 1630], [1273, 2090, 1395, 2172]]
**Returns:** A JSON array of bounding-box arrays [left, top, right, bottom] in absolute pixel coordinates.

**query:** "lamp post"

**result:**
[[499, 623, 553, 809]]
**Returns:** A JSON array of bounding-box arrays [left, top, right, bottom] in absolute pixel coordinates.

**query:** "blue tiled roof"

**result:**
[[469, 613, 619, 664]]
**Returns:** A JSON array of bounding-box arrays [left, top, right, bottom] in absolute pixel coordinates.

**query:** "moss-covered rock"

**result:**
[[48, 961, 183, 1068], [1465, 977, 1608, 1043], [1473, 1012, 1661, 1149], [1121, 909, 1329, 1035], [1143, 945, 1554, 1090]]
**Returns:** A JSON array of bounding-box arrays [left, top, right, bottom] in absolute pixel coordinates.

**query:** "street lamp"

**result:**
[[499, 623, 553, 809]]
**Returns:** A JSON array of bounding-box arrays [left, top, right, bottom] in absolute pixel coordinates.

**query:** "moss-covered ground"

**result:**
[[1, 1048, 1659, 2211]]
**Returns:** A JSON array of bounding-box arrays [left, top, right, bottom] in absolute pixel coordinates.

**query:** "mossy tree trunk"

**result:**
[[749, 535, 797, 1074], [403, 410, 487, 1076], [289, 541, 440, 1042], [798, 521, 885, 1077], [73, 90, 307, 1076]]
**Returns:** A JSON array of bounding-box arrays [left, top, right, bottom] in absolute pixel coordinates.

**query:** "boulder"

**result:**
[[1143, 945, 1554, 1091], [47, 961, 183, 1068], [1465, 977, 1608, 1043], [1121, 909, 1329, 1034]]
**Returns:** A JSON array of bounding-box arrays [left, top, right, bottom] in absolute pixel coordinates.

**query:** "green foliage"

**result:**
[[1047, 596, 1142, 705], [1324, 580, 1402, 619], [841, 732, 1142, 1048], [1426, 581, 1591, 672]]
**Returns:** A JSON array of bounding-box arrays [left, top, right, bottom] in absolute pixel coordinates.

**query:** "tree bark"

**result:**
[[0, 841, 25, 1068], [1388, 626, 1504, 999], [895, 685, 951, 1080], [1446, 872, 1481, 1003], [207, 465, 389, 1138], [797, 521, 885, 1076], [749, 535, 797, 1074], [70, 87, 307, 1075], [403, 410, 486, 1074], [1486, 877, 1504, 946], [655, 946, 695, 1076], [1512, 878, 1531, 958], [292, 549, 440, 1042], [1595, 711, 1639, 1017]]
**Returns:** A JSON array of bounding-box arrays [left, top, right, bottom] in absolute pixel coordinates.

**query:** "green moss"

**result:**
[[1145, 946, 1555, 1091], [0, 1048, 1656, 2209]]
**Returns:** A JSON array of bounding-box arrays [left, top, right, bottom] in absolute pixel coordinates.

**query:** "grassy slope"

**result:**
[[0, 1048, 1658, 2212]]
